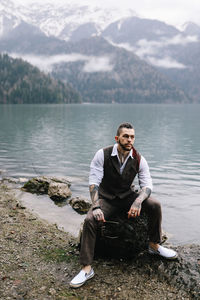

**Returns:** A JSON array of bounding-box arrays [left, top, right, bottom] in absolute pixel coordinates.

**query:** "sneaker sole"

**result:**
[[70, 272, 95, 288]]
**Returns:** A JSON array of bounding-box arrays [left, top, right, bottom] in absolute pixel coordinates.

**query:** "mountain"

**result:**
[[183, 22, 200, 37], [0, 53, 81, 104], [102, 16, 180, 45], [51, 37, 188, 103], [0, 0, 136, 40], [1, 0, 199, 102], [101, 17, 200, 102], [0, 21, 68, 54]]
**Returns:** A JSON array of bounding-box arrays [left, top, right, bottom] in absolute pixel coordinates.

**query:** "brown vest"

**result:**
[[98, 145, 141, 200]]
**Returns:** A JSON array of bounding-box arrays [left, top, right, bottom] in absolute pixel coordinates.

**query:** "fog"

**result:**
[[10, 53, 114, 73]]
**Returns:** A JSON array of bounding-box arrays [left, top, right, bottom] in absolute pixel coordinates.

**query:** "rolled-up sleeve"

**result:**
[[138, 156, 153, 191], [89, 149, 104, 186]]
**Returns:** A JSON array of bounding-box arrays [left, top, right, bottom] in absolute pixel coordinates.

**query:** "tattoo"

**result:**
[[89, 184, 100, 206], [136, 187, 151, 204]]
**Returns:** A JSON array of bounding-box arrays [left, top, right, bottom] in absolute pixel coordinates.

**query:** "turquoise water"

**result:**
[[0, 103, 200, 244]]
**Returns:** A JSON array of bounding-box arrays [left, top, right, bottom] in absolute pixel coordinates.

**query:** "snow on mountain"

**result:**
[[0, 0, 30, 37], [0, 0, 137, 40]]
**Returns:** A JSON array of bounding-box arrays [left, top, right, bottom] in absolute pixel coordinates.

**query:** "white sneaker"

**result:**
[[148, 245, 178, 260], [70, 268, 95, 288]]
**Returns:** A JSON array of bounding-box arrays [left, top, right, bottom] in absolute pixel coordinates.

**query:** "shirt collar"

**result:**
[[111, 143, 133, 159]]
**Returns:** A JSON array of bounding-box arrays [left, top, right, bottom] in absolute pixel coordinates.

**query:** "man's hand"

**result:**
[[128, 199, 142, 218], [92, 208, 105, 222], [128, 187, 151, 218]]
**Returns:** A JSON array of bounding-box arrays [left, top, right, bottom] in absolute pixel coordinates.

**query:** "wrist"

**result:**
[[92, 206, 101, 211], [135, 198, 143, 204]]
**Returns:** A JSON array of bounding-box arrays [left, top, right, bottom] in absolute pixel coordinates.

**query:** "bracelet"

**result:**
[[92, 206, 101, 211]]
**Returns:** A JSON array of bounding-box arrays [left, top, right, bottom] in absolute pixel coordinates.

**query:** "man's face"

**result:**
[[115, 128, 135, 152]]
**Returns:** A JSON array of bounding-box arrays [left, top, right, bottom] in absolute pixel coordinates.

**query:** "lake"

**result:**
[[0, 103, 200, 244]]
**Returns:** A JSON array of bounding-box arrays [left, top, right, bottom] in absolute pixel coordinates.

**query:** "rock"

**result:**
[[69, 196, 91, 214], [141, 244, 200, 299], [48, 182, 72, 201], [18, 178, 28, 183], [1, 177, 19, 184], [76, 203, 167, 259], [48, 288, 56, 295], [94, 213, 150, 259], [22, 176, 71, 201]]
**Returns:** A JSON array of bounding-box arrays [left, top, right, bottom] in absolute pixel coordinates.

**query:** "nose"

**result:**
[[128, 136, 132, 142]]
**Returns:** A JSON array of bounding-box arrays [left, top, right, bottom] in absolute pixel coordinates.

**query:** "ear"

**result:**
[[115, 135, 119, 143]]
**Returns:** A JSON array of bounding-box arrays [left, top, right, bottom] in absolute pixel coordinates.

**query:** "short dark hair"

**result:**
[[116, 122, 134, 136]]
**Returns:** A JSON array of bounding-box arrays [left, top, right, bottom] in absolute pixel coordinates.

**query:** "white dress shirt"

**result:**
[[89, 143, 153, 190]]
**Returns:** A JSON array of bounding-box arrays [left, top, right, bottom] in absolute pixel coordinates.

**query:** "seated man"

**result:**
[[70, 122, 177, 288]]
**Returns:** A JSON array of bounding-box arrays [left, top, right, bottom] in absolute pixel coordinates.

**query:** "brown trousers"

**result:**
[[80, 195, 162, 266]]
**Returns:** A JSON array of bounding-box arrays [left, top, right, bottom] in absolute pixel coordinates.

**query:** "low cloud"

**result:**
[[82, 56, 114, 72], [108, 34, 198, 59], [147, 56, 186, 69], [107, 34, 198, 69], [10, 53, 89, 72], [10, 53, 114, 73], [134, 34, 198, 58]]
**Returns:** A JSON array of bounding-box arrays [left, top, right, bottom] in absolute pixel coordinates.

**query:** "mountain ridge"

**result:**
[[1, 0, 200, 102]]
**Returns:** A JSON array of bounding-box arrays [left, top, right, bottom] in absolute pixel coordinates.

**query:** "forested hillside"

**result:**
[[52, 37, 189, 104], [0, 54, 81, 104]]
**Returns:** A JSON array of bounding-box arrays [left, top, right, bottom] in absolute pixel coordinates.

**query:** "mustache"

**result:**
[[118, 140, 133, 150]]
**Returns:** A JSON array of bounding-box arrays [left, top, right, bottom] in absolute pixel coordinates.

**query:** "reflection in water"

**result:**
[[0, 104, 200, 244]]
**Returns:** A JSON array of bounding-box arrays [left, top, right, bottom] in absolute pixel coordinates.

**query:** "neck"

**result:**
[[117, 145, 130, 158]]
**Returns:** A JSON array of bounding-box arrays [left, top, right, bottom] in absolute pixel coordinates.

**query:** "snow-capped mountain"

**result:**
[[0, 0, 137, 40], [1, 0, 200, 102]]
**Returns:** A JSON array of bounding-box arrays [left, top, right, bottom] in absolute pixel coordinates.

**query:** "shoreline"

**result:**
[[0, 182, 199, 299]]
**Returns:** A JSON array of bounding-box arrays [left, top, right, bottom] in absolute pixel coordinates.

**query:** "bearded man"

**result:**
[[70, 122, 177, 288]]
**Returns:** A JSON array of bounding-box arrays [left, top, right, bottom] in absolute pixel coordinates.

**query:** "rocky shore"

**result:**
[[0, 180, 199, 300]]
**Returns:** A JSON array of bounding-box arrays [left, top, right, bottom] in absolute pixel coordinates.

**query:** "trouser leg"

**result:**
[[141, 196, 162, 243], [79, 199, 118, 266]]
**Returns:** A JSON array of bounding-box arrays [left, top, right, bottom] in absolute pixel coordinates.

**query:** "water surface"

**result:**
[[0, 104, 200, 243]]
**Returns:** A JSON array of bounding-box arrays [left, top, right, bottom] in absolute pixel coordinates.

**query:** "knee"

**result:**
[[84, 212, 96, 228], [146, 197, 162, 214], [151, 199, 162, 215]]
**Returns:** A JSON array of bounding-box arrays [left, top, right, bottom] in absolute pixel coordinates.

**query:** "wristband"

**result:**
[[92, 206, 101, 211]]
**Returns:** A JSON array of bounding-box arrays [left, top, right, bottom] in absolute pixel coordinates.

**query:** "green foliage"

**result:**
[[0, 53, 81, 104], [41, 247, 73, 263]]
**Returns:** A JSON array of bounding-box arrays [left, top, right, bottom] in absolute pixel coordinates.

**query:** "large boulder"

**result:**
[[69, 196, 92, 214], [48, 182, 72, 201], [22, 176, 72, 201], [72, 197, 166, 258], [94, 213, 150, 259]]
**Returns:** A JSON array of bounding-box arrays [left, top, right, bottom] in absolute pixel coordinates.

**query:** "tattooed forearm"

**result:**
[[136, 187, 151, 204], [89, 184, 100, 206]]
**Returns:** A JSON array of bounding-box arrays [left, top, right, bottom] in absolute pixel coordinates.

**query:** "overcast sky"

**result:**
[[15, 0, 200, 28]]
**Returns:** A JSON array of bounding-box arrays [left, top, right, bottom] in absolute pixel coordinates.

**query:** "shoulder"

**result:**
[[103, 145, 113, 152], [93, 148, 104, 159], [139, 155, 150, 171], [132, 147, 141, 165], [90, 149, 104, 167]]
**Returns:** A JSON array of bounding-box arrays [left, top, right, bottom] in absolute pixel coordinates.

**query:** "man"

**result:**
[[70, 122, 177, 288]]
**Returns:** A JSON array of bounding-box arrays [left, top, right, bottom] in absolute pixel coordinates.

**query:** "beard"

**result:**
[[118, 140, 132, 152]]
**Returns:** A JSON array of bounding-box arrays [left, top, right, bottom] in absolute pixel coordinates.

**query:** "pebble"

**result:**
[[48, 288, 56, 295]]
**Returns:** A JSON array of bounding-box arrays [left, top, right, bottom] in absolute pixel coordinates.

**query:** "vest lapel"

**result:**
[[111, 155, 121, 174], [122, 156, 134, 176]]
